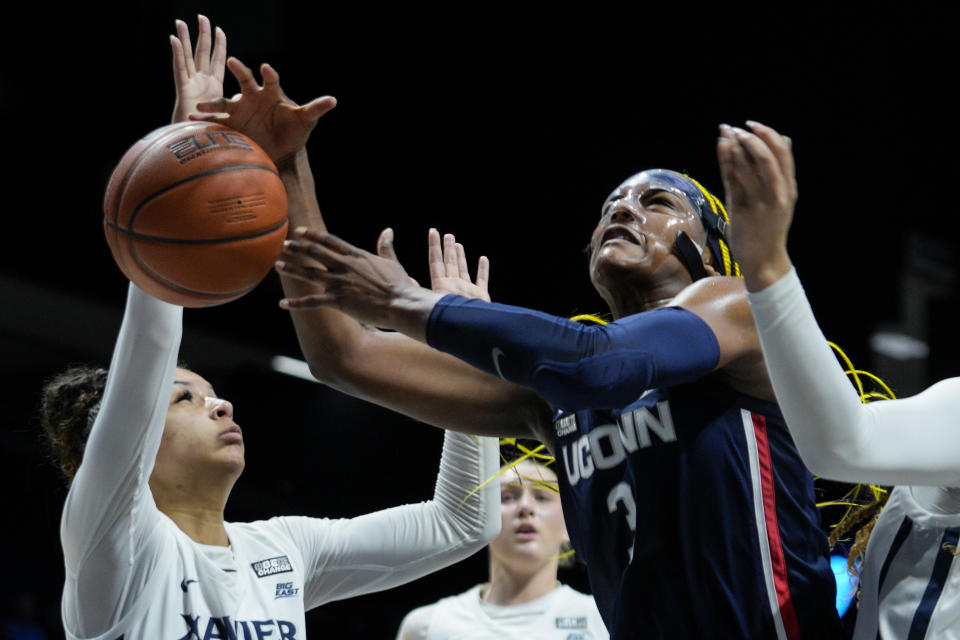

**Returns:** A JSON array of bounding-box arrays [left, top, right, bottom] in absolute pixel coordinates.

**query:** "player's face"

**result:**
[[153, 369, 245, 485], [588, 172, 710, 301], [489, 461, 569, 570]]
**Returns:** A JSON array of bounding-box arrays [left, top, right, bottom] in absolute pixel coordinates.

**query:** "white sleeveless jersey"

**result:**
[[853, 486, 960, 640], [59, 284, 500, 640], [396, 583, 608, 640]]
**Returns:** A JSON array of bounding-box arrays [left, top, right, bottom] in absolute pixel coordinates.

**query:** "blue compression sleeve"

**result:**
[[426, 295, 721, 411]]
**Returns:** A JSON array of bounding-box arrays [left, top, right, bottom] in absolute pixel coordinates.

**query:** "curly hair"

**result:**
[[39, 366, 108, 486]]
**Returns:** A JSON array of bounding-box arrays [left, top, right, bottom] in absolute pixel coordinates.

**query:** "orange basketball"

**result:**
[[103, 121, 288, 307]]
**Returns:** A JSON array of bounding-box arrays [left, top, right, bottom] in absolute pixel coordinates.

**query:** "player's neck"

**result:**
[[483, 559, 560, 606], [151, 477, 233, 546], [158, 502, 230, 546], [603, 278, 683, 319]]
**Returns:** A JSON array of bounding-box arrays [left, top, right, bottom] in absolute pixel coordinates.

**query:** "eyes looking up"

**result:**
[[172, 386, 218, 405], [600, 187, 691, 221]]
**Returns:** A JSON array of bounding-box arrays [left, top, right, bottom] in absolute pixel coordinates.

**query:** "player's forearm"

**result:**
[[63, 284, 181, 563], [313, 431, 499, 599], [427, 296, 719, 411], [276, 150, 370, 384], [277, 150, 326, 233], [747, 269, 877, 479], [752, 270, 960, 484]]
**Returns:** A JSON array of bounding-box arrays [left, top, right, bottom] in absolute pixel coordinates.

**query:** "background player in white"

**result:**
[[717, 121, 960, 639], [38, 17, 500, 639], [396, 455, 607, 640]]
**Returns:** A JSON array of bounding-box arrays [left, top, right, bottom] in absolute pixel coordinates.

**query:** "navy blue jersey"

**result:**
[[552, 376, 844, 640]]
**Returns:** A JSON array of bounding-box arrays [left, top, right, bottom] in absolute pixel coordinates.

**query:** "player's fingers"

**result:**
[[725, 127, 764, 198], [261, 63, 280, 87], [377, 228, 398, 261], [227, 57, 259, 93], [211, 27, 227, 84], [300, 96, 338, 121], [176, 19, 196, 75], [428, 228, 445, 283], [195, 15, 212, 72], [170, 35, 188, 86], [733, 126, 786, 201], [188, 112, 231, 123], [476, 256, 490, 294], [746, 120, 797, 201], [194, 97, 232, 111], [717, 127, 748, 208], [291, 228, 364, 262], [279, 292, 338, 310], [455, 243, 470, 280], [443, 234, 458, 278], [274, 259, 328, 285], [281, 240, 345, 272]]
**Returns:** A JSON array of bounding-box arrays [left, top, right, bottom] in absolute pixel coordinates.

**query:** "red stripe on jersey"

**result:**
[[751, 411, 802, 640]]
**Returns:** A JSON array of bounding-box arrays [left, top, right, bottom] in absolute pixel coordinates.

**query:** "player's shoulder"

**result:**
[[224, 516, 324, 558], [397, 585, 483, 640], [671, 275, 749, 314]]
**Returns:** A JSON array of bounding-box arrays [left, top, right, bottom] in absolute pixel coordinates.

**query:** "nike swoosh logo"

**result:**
[[180, 579, 198, 592], [491, 347, 506, 380]]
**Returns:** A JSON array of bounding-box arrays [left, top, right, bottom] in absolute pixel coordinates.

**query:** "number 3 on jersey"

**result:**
[[606, 481, 637, 563]]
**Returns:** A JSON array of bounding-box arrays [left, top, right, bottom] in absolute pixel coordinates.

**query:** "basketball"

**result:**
[[103, 121, 288, 307]]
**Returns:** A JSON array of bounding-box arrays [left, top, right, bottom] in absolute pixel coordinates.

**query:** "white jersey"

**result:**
[[851, 486, 960, 640], [59, 284, 500, 640], [747, 268, 960, 638], [396, 583, 608, 640]]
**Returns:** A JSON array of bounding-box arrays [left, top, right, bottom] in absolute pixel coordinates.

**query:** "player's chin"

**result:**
[[216, 448, 246, 473]]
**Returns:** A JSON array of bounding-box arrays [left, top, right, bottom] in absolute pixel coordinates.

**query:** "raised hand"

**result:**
[[276, 228, 443, 340], [170, 15, 227, 124], [717, 121, 797, 292], [191, 58, 336, 165], [424, 229, 491, 302]]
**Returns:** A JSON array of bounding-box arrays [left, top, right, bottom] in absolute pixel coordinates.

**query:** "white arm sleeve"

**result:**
[[747, 268, 960, 486], [277, 431, 500, 609], [60, 283, 182, 636]]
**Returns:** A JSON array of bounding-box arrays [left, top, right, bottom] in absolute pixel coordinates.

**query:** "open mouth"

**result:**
[[599, 225, 643, 247], [515, 523, 537, 535]]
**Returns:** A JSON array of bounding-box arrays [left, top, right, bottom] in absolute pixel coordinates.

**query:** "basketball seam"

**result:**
[[125, 163, 281, 235], [104, 217, 288, 244], [109, 122, 212, 277]]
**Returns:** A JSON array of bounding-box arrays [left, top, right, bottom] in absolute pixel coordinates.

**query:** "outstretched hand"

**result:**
[[425, 228, 491, 302], [276, 228, 443, 340], [717, 121, 797, 292], [170, 15, 227, 124], [191, 58, 336, 165]]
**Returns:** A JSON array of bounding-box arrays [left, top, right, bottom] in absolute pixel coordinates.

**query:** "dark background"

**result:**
[[2, 2, 959, 637]]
